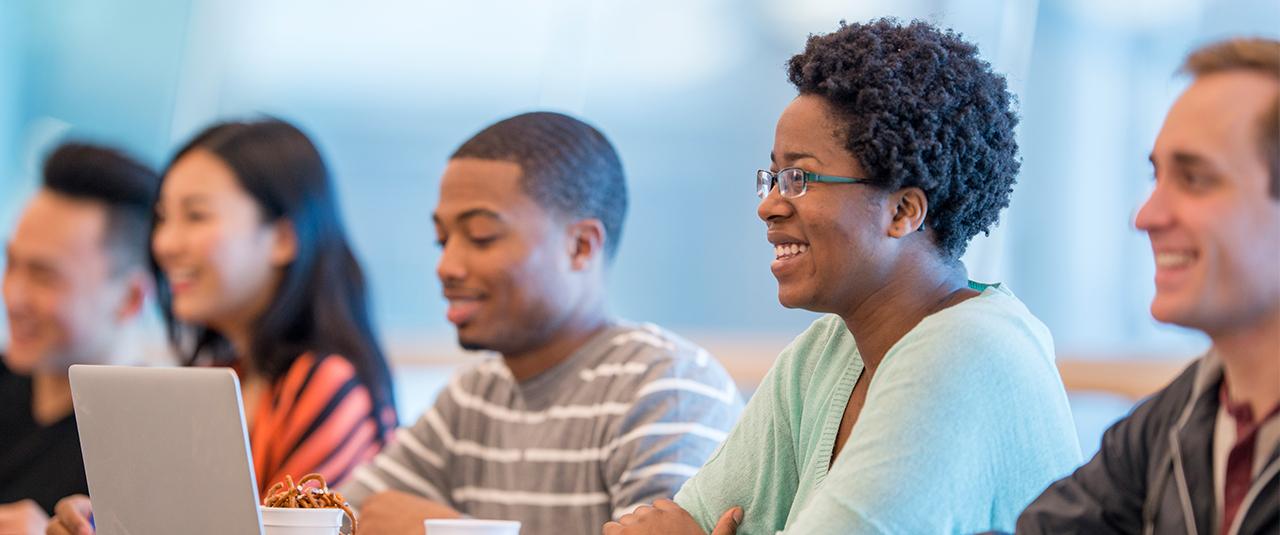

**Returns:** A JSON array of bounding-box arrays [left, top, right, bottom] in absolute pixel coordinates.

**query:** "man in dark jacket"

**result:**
[[1017, 37, 1279, 535], [0, 143, 156, 534]]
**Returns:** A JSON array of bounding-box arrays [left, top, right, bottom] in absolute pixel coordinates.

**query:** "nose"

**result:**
[[757, 184, 795, 224], [151, 220, 180, 265], [2, 268, 30, 313], [1134, 180, 1173, 233], [435, 240, 467, 284]]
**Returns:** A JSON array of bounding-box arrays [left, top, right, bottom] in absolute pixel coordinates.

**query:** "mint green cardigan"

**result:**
[[674, 284, 1082, 534]]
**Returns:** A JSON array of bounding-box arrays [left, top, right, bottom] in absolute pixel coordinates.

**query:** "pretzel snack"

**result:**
[[263, 473, 357, 534]]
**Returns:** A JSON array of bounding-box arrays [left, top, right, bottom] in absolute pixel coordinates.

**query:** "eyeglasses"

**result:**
[[756, 167, 874, 199]]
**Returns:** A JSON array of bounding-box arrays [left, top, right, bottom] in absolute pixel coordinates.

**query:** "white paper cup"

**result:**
[[424, 518, 521, 535], [261, 506, 346, 535]]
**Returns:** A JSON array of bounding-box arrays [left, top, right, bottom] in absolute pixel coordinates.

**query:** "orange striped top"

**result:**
[[245, 352, 394, 495]]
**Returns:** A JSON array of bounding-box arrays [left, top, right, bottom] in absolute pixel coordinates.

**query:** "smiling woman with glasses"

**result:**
[[606, 19, 1082, 535]]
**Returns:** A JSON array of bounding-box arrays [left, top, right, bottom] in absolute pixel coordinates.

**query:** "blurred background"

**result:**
[[1, 0, 1277, 453]]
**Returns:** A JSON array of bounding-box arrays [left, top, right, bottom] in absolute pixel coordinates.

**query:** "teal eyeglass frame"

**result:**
[[756, 167, 874, 199]]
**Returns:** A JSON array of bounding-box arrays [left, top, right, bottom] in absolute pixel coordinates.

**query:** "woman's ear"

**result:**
[[567, 218, 606, 271], [887, 187, 928, 239], [270, 219, 298, 267]]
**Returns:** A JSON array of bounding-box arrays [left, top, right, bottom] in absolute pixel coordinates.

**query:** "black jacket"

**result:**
[[0, 357, 88, 514], [1017, 354, 1278, 535]]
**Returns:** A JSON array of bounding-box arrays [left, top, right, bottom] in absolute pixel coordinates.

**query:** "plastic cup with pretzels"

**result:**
[[260, 473, 357, 535]]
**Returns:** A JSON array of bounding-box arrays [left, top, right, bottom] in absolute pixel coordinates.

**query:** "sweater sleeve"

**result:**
[[672, 330, 815, 535], [602, 348, 745, 520], [338, 374, 463, 509]]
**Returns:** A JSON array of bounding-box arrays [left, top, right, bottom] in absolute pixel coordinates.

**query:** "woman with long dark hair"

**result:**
[[48, 118, 397, 534], [151, 118, 397, 486]]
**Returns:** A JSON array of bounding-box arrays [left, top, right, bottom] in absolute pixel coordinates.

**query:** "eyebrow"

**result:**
[[1151, 150, 1220, 174], [770, 151, 824, 167], [5, 246, 55, 274], [433, 208, 504, 226], [172, 194, 210, 209], [1171, 151, 1215, 170]]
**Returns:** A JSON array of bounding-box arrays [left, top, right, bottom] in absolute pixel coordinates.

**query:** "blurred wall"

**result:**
[[2, 0, 1278, 368]]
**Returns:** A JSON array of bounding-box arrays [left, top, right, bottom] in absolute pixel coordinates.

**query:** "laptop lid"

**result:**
[[69, 365, 263, 535]]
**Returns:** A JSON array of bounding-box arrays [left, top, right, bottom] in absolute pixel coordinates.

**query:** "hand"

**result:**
[[602, 499, 741, 535], [0, 500, 49, 535], [359, 490, 462, 534], [44, 495, 92, 535]]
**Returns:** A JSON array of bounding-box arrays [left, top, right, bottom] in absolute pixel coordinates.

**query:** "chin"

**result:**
[[171, 303, 200, 323], [776, 289, 814, 311], [455, 328, 494, 352], [1150, 297, 1197, 329], [2, 348, 43, 374], [457, 339, 491, 352]]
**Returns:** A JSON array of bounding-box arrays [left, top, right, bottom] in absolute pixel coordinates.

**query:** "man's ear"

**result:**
[[887, 187, 928, 239], [270, 219, 298, 267], [115, 268, 152, 322], [567, 218, 606, 271]]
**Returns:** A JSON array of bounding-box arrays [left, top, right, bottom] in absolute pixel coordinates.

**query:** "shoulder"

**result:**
[[0, 355, 28, 391], [888, 285, 1055, 379], [867, 287, 1073, 432], [1120, 356, 1204, 437], [446, 356, 512, 393], [0, 355, 32, 427], [0, 355, 26, 387], [282, 352, 359, 385], [591, 322, 722, 381], [270, 352, 367, 407], [587, 322, 741, 405]]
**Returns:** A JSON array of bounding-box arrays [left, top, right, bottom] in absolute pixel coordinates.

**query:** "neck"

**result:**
[[839, 254, 974, 369], [1213, 306, 1280, 417], [31, 372, 74, 426], [502, 296, 610, 383], [212, 275, 281, 369], [220, 322, 253, 366]]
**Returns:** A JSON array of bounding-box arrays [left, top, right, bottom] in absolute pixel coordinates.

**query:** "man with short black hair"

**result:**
[[1017, 37, 1280, 535], [0, 142, 158, 534], [343, 112, 743, 535]]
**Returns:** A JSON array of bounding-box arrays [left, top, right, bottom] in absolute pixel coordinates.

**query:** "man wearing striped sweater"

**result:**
[[341, 112, 744, 535]]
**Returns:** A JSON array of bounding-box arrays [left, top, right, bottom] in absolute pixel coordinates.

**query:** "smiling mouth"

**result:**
[[7, 316, 39, 344], [773, 242, 809, 260], [165, 267, 199, 293], [1154, 251, 1196, 269], [445, 296, 484, 325]]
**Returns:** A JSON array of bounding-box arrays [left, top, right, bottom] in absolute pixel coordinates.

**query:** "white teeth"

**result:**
[[1155, 252, 1194, 268], [167, 268, 197, 283], [773, 243, 810, 259]]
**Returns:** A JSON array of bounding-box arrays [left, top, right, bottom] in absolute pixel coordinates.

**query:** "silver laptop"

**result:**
[[69, 365, 263, 535]]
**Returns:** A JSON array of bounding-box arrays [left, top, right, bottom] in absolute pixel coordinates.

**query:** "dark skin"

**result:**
[[607, 95, 978, 535], [764, 96, 978, 465], [357, 158, 612, 533], [432, 159, 611, 383]]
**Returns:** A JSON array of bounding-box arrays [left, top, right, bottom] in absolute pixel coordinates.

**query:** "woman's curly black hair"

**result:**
[[787, 18, 1020, 260]]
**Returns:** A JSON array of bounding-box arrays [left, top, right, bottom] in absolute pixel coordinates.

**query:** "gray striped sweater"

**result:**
[[341, 322, 744, 535]]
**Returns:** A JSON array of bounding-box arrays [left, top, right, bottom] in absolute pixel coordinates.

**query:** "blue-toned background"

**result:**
[[2, 0, 1278, 451]]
